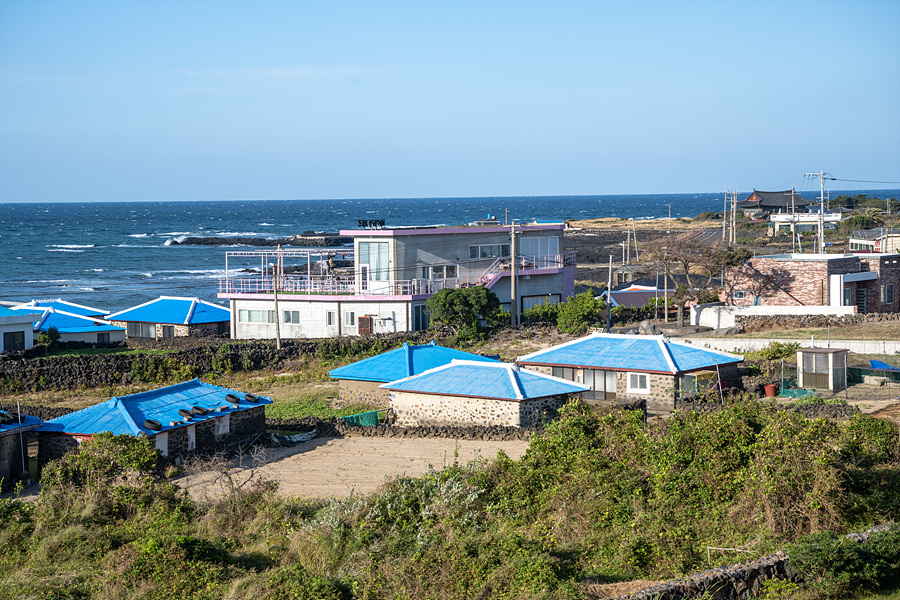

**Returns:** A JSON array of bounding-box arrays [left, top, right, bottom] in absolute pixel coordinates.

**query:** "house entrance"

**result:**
[[856, 287, 867, 314], [358, 316, 373, 335]]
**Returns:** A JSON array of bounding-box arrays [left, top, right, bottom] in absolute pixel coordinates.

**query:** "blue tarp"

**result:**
[[869, 360, 900, 372]]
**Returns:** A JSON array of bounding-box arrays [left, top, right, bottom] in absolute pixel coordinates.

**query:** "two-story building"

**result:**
[[725, 253, 900, 314], [218, 223, 575, 339]]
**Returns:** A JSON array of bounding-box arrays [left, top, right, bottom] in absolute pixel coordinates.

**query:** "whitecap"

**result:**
[[50, 244, 96, 249], [128, 233, 151, 238], [48, 249, 84, 253], [143, 273, 153, 278], [259, 222, 274, 226], [164, 236, 188, 246]]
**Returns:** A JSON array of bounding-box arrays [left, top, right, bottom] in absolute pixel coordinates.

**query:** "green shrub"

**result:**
[[557, 290, 605, 334]]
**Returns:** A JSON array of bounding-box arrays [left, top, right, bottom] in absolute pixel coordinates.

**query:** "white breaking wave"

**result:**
[[143, 273, 153, 278], [128, 233, 151, 238], [48, 249, 84, 253], [50, 244, 96, 249], [164, 236, 188, 246], [259, 222, 274, 226], [161, 231, 193, 236]]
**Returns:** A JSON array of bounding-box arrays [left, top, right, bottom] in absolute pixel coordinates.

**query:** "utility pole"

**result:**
[[784, 189, 797, 252], [722, 190, 728, 245], [667, 204, 672, 235], [626, 229, 631, 264], [631, 218, 640, 261], [805, 170, 833, 254], [510, 222, 518, 327], [731, 186, 738, 245], [606, 255, 613, 333]]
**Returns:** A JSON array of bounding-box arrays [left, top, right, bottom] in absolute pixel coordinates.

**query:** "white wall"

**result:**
[[233, 298, 414, 339], [58, 330, 127, 344], [0, 320, 34, 352], [691, 304, 858, 329]]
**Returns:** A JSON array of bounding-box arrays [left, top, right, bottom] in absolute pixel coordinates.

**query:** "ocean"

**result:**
[[2, 191, 897, 313]]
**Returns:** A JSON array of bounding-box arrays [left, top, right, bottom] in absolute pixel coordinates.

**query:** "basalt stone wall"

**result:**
[[0, 331, 448, 393], [676, 398, 860, 420], [37, 432, 80, 465], [336, 379, 390, 408], [389, 391, 571, 428], [612, 525, 892, 600], [737, 311, 900, 332], [0, 433, 28, 486], [266, 416, 538, 441]]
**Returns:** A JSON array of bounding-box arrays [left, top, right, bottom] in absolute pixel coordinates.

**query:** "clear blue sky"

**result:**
[[1, 0, 898, 202]]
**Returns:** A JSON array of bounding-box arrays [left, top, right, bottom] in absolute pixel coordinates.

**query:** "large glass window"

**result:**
[[238, 309, 275, 323], [469, 244, 510, 259], [127, 322, 156, 338], [359, 242, 390, 281], [3, 331, 25, 352], [284, 310, 301, 323], [520, 236, 559, 257]]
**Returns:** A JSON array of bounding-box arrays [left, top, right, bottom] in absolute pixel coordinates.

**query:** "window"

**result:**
[[551, 367, 575, 381], [882, 284, 895, 305], [469, 244, 511, 259], [843, 288, 853, 306], [359, 241, 389, 281], [732, 290, 745, 300], [238, 309, 275, 323], [284, 310, 300, 324], [3, 331, 25, 352], [345, 311, 356, 326], [627, 372, 650, 394], [421, 265, 458, 279], [127, 322, 155, 338], [97, 332, 109, 345], [162, 325, 175, 338], [326, 311, 336, 326], [413, 305, 429, 330]]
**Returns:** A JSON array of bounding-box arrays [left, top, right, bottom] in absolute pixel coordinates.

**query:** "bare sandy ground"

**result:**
[[175, 436, 530, 502]]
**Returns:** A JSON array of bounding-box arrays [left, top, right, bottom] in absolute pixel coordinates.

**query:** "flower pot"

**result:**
[[764, 383, 777, 398]]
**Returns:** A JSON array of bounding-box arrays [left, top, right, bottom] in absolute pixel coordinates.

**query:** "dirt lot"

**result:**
[[176, 436, 530, 501]]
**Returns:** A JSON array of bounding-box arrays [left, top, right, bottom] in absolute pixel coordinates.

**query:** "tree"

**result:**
[[425, 286, 502, 340], [36, 326, 60, 349], [557, 290, 605, 334]]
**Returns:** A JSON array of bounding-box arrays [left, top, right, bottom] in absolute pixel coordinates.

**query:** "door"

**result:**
[[358, 315, 373, 335], [856, 287, 867, 314], [803, 353, 829, 389]]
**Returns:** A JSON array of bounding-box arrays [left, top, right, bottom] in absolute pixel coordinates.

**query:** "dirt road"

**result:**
[[176, 436, 530, 501]]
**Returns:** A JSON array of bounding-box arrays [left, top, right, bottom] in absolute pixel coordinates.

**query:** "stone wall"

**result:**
[[37, 432, 80, 466], [336, 379, 391, 408], [390, 391, 572, 427], [0, 331, 444, 393], [0, 432, 27, 487], [736, 311, 900, 332], [612, 525, 891, 600], [676, 397, 860, 420]]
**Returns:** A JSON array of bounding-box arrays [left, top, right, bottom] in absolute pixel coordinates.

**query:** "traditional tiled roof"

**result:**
[[106, 297, 230, 325], [37, 379, 270, 436], [380, 360, 587, 401], [738, 190, 812, 209], [518, 333, 742, 374], [329, 341, 500, 383]]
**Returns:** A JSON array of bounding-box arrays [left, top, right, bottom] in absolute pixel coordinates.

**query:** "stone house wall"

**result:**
[[336, 379, 391, 408], [1, 432, 28, 485], [108, 321, 228, 339], [36, 405, 266, 465], [389, 391, 574, 427]]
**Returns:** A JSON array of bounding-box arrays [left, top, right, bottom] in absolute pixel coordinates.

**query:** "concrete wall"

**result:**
[[389, 391, 572, 427], [0, 320, 34, 352], [691, 304, 858, 328], [59, 330, 127, 344], [233, 298, 412, 339], [337, 379, 391, 408]]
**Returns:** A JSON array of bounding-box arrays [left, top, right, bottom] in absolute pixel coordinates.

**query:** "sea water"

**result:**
[[1, 192, 896, 313]]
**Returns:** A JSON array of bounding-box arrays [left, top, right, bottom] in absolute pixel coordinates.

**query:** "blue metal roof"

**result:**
[[13, 308, 124, 334], [329, 341, 500, 383], [381, 360, 587, 401], [37, 379, 271, 436], [0, 306, 33, 320], [0, 413, 42, 437], [14, 299, 107, 317], [106, 297, 230, 325], [518, 333, 742, 374]]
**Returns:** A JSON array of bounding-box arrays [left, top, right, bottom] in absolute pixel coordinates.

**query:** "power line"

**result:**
[[830, 178, 900, 185]]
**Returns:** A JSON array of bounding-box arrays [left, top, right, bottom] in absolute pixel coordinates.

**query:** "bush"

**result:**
[[522, 298, 560, 325], [557, 290, 605, 334], [426, 286, 502, 340]]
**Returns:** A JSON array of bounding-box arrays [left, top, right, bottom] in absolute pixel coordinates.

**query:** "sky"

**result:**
[[1, 0, 898, 203]]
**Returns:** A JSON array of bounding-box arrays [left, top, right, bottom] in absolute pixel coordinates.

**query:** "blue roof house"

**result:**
[[106, 296, 230, 339], [37, 379, 271, 461], [14, 298, 108, 318], [518, 333, 743, 414], [1, 408, 42, 486], [380, 359, 587, 427], [12, 307, 126, 345], [1, 306, 36, 353], [329, 341, 501, 407]]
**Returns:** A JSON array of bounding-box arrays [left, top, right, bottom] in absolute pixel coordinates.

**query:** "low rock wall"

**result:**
[[0, 332, 446, 393], [737, 311, 900, 332], [612, 525, 892, 600], [676, 398, 860, 420], [266, 416, 538, 441]]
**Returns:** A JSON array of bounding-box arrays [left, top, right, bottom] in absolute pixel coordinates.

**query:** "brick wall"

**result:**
[[726, 256, 864, 307], [389, 391, 572, 427], [336, 379, 391, 408]]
